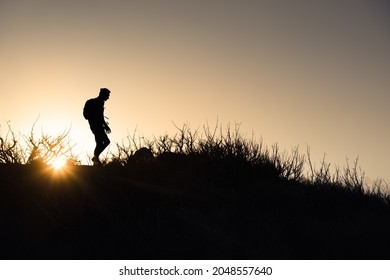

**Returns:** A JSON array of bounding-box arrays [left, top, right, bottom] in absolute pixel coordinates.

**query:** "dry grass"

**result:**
[[1, 121, 390, 259]]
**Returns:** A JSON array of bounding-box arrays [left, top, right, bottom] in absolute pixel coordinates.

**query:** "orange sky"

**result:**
[[1, 0, 389, 183]]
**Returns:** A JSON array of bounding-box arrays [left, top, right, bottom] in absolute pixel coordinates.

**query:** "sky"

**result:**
[[1, 0, 389, 183]]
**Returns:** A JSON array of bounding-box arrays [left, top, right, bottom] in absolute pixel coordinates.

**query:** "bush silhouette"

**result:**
[[0, 121, 79, 165], [0, 121, 389, 259]]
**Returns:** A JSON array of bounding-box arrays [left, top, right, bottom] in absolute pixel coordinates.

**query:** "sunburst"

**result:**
[[50, 157, 67, 170]]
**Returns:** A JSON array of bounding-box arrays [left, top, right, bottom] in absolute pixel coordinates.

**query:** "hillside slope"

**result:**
[[1, 162, 389, 260]]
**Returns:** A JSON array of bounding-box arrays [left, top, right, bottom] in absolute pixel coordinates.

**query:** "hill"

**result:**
[[1, 157, 389, 260]]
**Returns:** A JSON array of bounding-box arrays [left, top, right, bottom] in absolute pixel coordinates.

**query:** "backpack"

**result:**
[[83, 98, 96, 120]]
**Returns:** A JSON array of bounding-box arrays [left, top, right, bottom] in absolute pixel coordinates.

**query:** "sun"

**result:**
[[50, 157, 67, 170]]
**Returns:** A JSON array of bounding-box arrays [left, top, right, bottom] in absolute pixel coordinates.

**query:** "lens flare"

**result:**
[[50, 158, 67, 170]]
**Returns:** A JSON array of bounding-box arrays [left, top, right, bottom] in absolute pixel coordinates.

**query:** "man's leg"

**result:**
[[93, 130, 110, 165]]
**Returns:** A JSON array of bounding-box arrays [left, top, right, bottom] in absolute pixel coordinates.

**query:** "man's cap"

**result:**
[[100, 88, 111, 94]]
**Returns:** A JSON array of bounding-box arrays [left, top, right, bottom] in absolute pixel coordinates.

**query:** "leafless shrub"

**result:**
[[368, 178, 389, 196], [0, 122, 24, 163], [112, 141, 133, 166], [65, 120, 388, 193], [171, 122, 199, 154], [197, 122, 249, 160], [154, 134, 174, 154], [306, 147, 333, 185], [271, 144, 305, 181], [0, 121, 80, 165], [111, 128, 155, 165], [306, 147, 371, 193], [2, 119, 386, 195], [341, 157, 365, 193], [23, 122, 78, 165]]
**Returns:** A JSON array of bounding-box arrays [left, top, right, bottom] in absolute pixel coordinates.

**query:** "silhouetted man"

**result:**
[[84, 88, 111, 166]]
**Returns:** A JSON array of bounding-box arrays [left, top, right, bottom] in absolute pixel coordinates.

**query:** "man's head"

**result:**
[[99, 88, 111, 101]]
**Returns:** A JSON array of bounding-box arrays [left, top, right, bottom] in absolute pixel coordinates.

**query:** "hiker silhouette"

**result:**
[[83, 88, 111, 166]]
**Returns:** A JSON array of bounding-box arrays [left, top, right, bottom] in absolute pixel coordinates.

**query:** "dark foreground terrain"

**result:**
[[1, 160, 389, 260]]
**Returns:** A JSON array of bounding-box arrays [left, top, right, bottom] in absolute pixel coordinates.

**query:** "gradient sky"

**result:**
[[1, 0, 389, 183]]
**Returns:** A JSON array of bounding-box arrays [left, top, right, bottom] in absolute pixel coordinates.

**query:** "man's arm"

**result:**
[[103, 119, 111, 134], [98, 100, 111, 133]]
